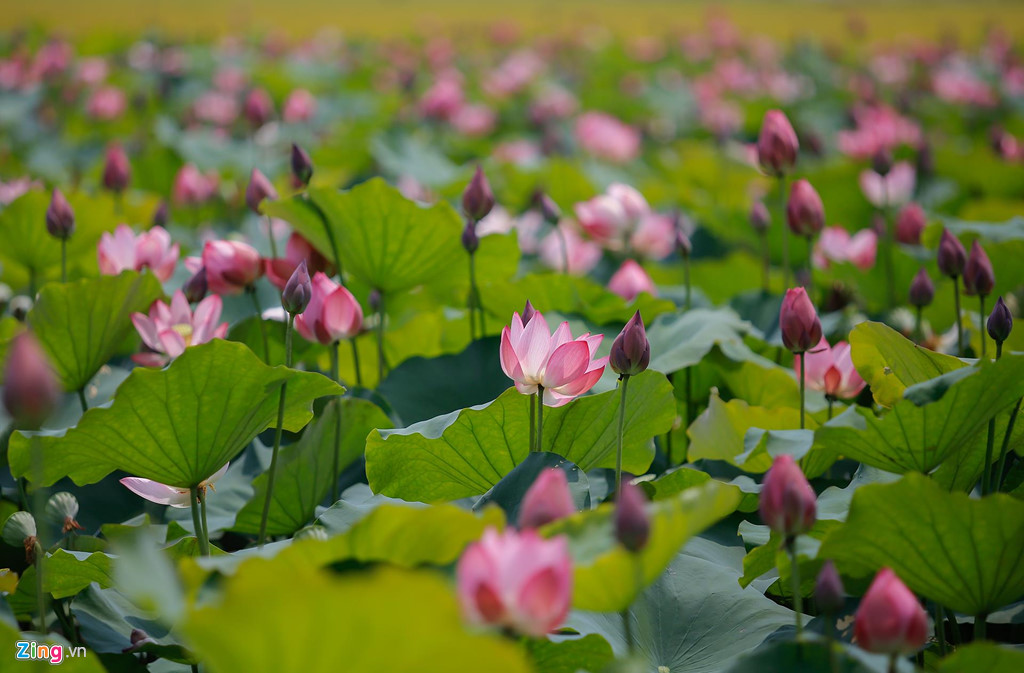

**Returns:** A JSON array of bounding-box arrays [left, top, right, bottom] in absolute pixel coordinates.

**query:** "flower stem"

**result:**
[[536, 387, 544, 451], [983, 341, 998, 495], [805, 235, 813, 295], [349, 339, 362, 388], [616, 376, 630, 496], [934, 603, 948, 656], [258, 314, 293, 547], [996, 396, 1021, 492], [975, 613, 988, 641], [247, 286, 270, 362], [330, 343, 342, 503], [264, 214, 279, 259], [787, 537, 803, 639], [621, 608, 634, 655], [199, 488, 210, 553], [467, 253, 477, 341], [760, 232, 770, 294], [799, 352, 806, 430], [887, 654, 897, 673], [376, 291, 387, 384], [555, 225, 570, 274], [953, 275, 964, 358], [827, 396, 834, 421], [34, 541, 46, 633], [529, 394, 536, 452], [190, 487, 209, 557], [665, 372, 675, 467], [683, 254, 692, 311], [979, 295, 987, 359], [883, 208, 897, 310], [825, 614, 839, 673], [60, 239, 67, 283], [779, 174, 789, 291], [77, 388, 88, 413]]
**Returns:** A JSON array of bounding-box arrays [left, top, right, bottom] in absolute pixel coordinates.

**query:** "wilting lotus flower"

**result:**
[[575, 111, 641, 163], [98, 224, 179, 282], [859, 162, 916, 208], [759, 454, 816, 537], [518, 469, 576, 529], [608, 259, 657, 301], [131, 291, 228, 367], [457, 527, 572, 637], [282, 88, 317, 123], [188, 240, 263, 295], [172, 164, 219, 206], [294, 272, 363, 344], [499, 309, 607, 407], [264, 233, 334, 290], [854, 568, 928, 655], [813, 226, 877, 271], [86, 85, 126, 120], [120, 463, 229, 507], [794, 337, 865, 399], [538, 225, 602, 275]]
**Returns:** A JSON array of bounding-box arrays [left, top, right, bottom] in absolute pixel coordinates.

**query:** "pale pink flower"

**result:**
[[86, 86, 126, 120], [483, 50, 543, 98], [933, 65, 997, 107], [813, 226, 877, 272], [172, 164, 219, 206], [282, 88, 317, 123], [450, 104, 497, 137], [574, 183, 649, 249], [608, 259, 656, 301], [499, 309, 607, 407], [75, 57, 108, 85], [193, 90, 239, 126], [630, 213, 676, 260], [419, 73, 464, 120], [794, 336, 866, 399], [529, 86, 577, 124], [98, 225, 180, 282], [264, 233, 334, 290], [213, 66, 247, 93], [859, 162, 916, 208], [539, 225, 602, 275], [493, 140, 542, 166], [837, 105, 922, 159], [457, 527, 572, 637], [575, 112, 641, 163], [120, 462, 229, 507], [294, 272, 363, 344], [0, 177, 40, 205], [187, 240, 263, 295], [131, 291, 229, 367]]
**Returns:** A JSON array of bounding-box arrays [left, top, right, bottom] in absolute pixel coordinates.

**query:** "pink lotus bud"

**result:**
[[756, 109, 799, 176], [988, 296, 1013, 343], [294, 272, 364, 344], [759, 454, 816, 537], [614, 481, 650, 553], [282, 260, 312, 315], [608, 259, 656, 302], [282, 88, 317, 123], [183, 267, 208, 304], [200, 240, 263, 295], [786, 179, 825, 237], [462, 165, 495, 222], [536, 192, 561, 225], [152, 200, 169, 228], [521, 300, 538, 325], [815, 560, 845, 614], [854, 568, 928, 655], [962, 240, 994, 297], [243, 87, 274, 127], [45, 188, 75, 240], [246, 168, 278, 214], [780, 287, 822, 353], [895, 203, 926, 245], [457, 527, 572, 637], [291, 143, 313, 187], [936, 228, 966, 278], [102, 144, 131, 193], [264, 233, 334, 290], [461, 220, 479, 253], [609, 311, 650, 377], [749, 201, 770, 233], [908, 268, 934, 308], [518, 469, 576, 529], [2, 332, 61, 428]]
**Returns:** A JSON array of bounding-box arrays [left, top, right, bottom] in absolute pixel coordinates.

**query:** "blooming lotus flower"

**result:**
[[854, 568, 928, 655], [499, 309, 607, 407], [813, 226, 877, 271], [187, 240, 263, 295], [264, 233, 334, 290], [419, 74, 464, 120], [859, 162, 916, 208], [575, 111, 641, 163], [630, 213, 676, 260], [518, 469, 576, 529], [795, 337, 865, 400], [282, 88, 317, 123], [98, 224, 179, 282], [608, 259, 656, 301], [294, 272, 363, 344], [573, 183, 650, 248], [120, 462, 229, 507], [759, 454, 816, 537], [450, 104, 497, 137], [457, 527, 572, 637], [131, 291, 228, 367], [193, 90, 239, 126], [172, 164, 219, 206], [538, 226, 602, 275]]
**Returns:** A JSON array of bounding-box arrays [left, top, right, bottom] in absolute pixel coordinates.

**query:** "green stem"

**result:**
[[787, 538, 803, 639], [883, 208, 897, 310], [247, 287, 270, 363], [621, 608, 634, 655], [934, 603, 948, 656], [760, 232, 770, 294], [616, 376, 630, 496], [199, 489, 210, 553], [685, 367, 693, 440], [34, 541, 46, 633], [665, 372, 675, 466], [996, 395, 1021, 492], [948, 611, 962, 646], [468, 253, 477, 341], [189, 487, 209, 557], [330, 343, 341, 504], [825, 617, 839, 673], [953, 276, 964, 358], [683, 254, 692, 311], [983, 340, 998, 495], [975, 613, 987, 641], [980, 295, 987, 359], [887, 654, 897, 673], [60, 238, 67, 283], [536, 387, 544, 451], [827, 396, 834, 421], [77, 388, 88, 413], [350, 339, 363, 388], [265, 214, 279, 259], [805, 235, 813, 296], [258, 315, 293, 547], [779, 174, 789, 291], [799, 352, 806, 430], [376, 292, 387, 384], [529, 394, 536, 452]]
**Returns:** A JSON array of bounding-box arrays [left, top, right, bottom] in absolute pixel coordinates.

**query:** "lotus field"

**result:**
[[1, 6, 1024, 673]]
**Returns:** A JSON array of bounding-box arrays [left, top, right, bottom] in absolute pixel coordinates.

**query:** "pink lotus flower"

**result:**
[[457, 527, 572, 637], [575, 112, 641, 163], [187, 240, 263, 295], [120, 462, 229, 507], [264, 233, 335, 290], [859, 162, 916, 209], [854, 568, 928, 655], [529, 85, 577, 124], [499, 309, 607, 407], [813, 226, 877, 272], [780, 287, 822, 353], [193, 90, 239, 126], [131, 291, 229, 367], [0, 177, 41, 205], [518, 469, 576, 529], [450, 104, 497, 137], [759, 454, 816, 537], [493, 140, 542, 166], [419, 74, 464, 120], [630, 213, 676, 260], [794, 337, 865, 400], [172, 164, 219, 206], [608, 259, 657, 301], [895, 203, 926, 245], [483, 50, 543, 98], [282, 88, 317, 123], [85, 85, 126, 120], [539, 225, 602, 275], [294, 272, 363, 344], [75, 57, 108, 85], [243, 87, 274, 127], [98, 225, 180, 282], [573, 183, 649, 247], [837, 105, 922, 159]]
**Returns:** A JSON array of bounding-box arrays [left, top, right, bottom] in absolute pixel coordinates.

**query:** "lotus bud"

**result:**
[[609, 311, 650, 377], [3, 511, 38, 561], [462, 165, 494, 222], [122, 628, 157, 654], [2, 331, 61, 429], [779, 287, 823, 353], [759, 454, 816, 537], [183, 267, 208, 304], [244, 87, 274, 128], [988, 296, 1013, 344], [46, 492, 83, 534], [282, 260, 312, 315], [246, 168, 278, 214], [815, 560, 845, 614], [536, 192, 561, 225], [962, 240, 994, 297], [518, 469, 576, 529], [908, 268, 934, 308], [786, 179, 825, 237], [894, 203, 926, 245], [45, 188, 75, 240], [614, 481, 650, 553], [151, 200, 169, 228], [522, 300, 538, 325], [749, 201, 770, 233], [756, 109, 799, 176], [290, 143, 313, 187], [102, 144, 131, 192], [461, 220, 479, 254], [936, 228, 966, 278], [854, 568, 928, 655]]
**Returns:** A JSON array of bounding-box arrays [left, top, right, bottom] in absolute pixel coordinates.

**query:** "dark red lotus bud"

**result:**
[[290, 143, 313, 187], [614, 481, 650, 553], [45, 188, 75, 240], [988, 296, 1013, 343], [908, 268, 934, 308], [461, 220, 479, 254], [151, 200, 169, 228], [871, 147, 893, 176], [916, 140, 934, 178], [780, 287, 822, 353], [759, 454, 816, 537], [2, 332, 61, 428], [281, 260, 312, 315], [536, 192, 561, 225], [749, 201, 770, 233], [246, 168, 279, 213], [757, 109, 799, 176], [895, 203, 926, 245], [962, 240, 994, 297], [815, 560, 845, 614], [786, 180, 825, 237], [183, 267, 208, 304], [244, 87, 274, 128], [609, 311, 650, 377], [462, 165, 494, 222], [522, 300, 538, 325], [102, 144, 131, 193], [936, 228, 966, 278]]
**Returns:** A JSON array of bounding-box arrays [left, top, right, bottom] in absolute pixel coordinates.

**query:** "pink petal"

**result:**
[[158, 329, 187, 358], [120, 477, 192, 507], [516, 312, 553, 380], [543, 341, 590, 389], [132, 313, 162, 351]]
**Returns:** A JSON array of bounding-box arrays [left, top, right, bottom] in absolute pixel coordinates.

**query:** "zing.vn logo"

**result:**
[[15, 641, 86, 664]]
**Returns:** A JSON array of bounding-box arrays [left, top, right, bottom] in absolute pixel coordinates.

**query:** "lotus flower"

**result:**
[[859, 162, 916, 208], [457, 527, 572, 637], [608, 259, 657, 301], [98, 224, 179, 282], [2, 332, 61, 428], [264, 233, 335, 290], [294, 272, 363, 344], [794, 337, 866, 400], [172, 164, 219, 206], [538, 226, 602, 275], [186, 240, 263, 295], [282, 88, 317, 123], [86, 85, 126, 120], [759, 454, 816, 537], [499, 309, 607, 407], [854, 568, 928, 655], [575, 111, 641, 163], [813, 226, 877, 271], [573, 183, 649, 248], [131, 291, 228, 367], [518, 469, 576, 529], [780, 287, 822, 353], [120, 462, 229, 507]]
